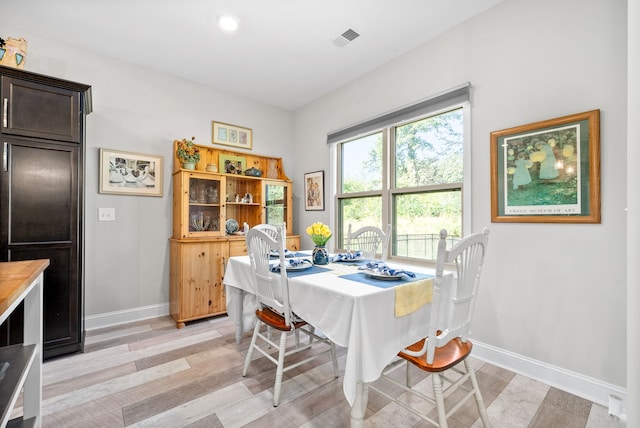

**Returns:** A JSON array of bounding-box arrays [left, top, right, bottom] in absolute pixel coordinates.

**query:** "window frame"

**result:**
[[332, 101, 471, 263]]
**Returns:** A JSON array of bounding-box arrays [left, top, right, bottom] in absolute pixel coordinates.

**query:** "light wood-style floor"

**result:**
[[13, 315, 625, 427]]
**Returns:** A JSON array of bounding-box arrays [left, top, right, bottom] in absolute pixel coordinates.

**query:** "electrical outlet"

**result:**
[[98, 207, 116, 222]]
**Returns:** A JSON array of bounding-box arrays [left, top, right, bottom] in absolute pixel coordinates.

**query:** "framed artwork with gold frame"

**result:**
[[490, 110, 600, 223]]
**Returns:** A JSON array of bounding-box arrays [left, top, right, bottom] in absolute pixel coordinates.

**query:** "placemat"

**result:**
[[339, 271, 434, 317], [394, 277, 433, 317], [338, 272, 433, 289], [286, 265, 332, 278]]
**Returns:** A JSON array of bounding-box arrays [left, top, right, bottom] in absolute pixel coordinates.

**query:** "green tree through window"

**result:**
[[337, 107, 465, 261]]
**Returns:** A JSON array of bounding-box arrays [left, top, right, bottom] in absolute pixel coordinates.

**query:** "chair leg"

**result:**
[[464, 359, 491, 427], [432, 372, 448, 428], [243, 320, 261, 377], [405, 360, 411, 387], [273, 330, 288, 407]]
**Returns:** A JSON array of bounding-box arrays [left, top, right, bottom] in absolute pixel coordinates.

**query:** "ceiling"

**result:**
[[10, 0, 504, 111]]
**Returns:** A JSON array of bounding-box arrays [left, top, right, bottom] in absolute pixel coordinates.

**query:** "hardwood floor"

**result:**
[[13, 315, 625, 427]]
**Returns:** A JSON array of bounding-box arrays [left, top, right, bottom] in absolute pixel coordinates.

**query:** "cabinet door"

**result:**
[[173, 171, 224, 238], [2, 76, 81, 142], [170, 241, 227, 327], [263, 180, 293, 235], [0, 137, 82, 357]]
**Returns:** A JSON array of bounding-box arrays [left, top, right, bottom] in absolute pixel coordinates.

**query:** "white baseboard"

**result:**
[[85, 303, 170, 331], [83, 306, 627, 413], [473, 340, 627, 411]]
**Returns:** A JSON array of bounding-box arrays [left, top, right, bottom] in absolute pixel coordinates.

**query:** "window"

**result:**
[[333, 86, 469, 262]]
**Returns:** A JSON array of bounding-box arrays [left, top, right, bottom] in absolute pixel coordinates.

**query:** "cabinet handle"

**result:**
[[2, 142, 7, 172], [2, 98, 7, 128]]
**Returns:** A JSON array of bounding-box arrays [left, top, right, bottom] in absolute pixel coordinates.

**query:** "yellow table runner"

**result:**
[[395, 277, 433, 317]]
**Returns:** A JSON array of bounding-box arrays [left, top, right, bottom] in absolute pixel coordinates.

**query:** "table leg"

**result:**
[[228, 286, 245, 344], [350, 380, 369, 427]]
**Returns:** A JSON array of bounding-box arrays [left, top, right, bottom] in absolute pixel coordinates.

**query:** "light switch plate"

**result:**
[[98, 207, 116, 221]]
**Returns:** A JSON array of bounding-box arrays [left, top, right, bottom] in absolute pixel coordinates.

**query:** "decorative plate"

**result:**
[[362, 270, 405, 280], [286, 263, 313, 272]]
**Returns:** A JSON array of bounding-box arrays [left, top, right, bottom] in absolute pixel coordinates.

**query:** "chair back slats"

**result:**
[[346, 224, 391, 261], [245, 225, 293, 327], [416, 228, 489, 364]]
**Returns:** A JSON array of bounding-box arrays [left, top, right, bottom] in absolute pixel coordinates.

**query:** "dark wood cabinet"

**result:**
[[0, 66, 91, 359], [2, 77, 81, 142]]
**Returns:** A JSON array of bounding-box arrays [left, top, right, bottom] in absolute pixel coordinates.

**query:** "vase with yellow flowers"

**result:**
[[306, 222, 332, 265], [175, 136, 200, 170]]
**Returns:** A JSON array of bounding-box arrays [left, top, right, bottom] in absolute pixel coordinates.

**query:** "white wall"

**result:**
[[0, 28, 295, 318], [294, 0, 627, 390], [627, 0, 639, 422]]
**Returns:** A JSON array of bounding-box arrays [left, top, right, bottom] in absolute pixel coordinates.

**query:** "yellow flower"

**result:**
[[306, 222, 332, 246]]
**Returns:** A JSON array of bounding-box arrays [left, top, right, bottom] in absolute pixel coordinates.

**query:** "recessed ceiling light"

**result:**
[[218, 15, 239, 32]]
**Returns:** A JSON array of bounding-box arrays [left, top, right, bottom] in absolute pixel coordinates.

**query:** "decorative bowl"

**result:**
[[244, 167, 262, 177]]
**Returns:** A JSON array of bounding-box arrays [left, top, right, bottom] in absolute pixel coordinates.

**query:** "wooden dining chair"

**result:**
[[243, 224, 339, 407], [346, 223, 391, 261], [368, 228, 491, 427]]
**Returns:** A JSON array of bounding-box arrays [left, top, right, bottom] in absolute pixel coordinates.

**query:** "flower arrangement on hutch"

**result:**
[[306, 222, 332, 265], [175, 137, 200, 170]]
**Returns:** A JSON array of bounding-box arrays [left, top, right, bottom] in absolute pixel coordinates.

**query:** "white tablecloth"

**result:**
[[223, 254, 453, 408]]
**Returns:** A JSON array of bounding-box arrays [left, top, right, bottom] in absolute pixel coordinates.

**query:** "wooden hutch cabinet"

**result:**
[[170, 142, 299, 328]]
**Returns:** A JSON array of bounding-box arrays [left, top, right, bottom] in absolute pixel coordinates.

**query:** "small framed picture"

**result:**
[[212, 121, 253, 150], [304, 170, 325, 211], [219, 153, 246, 175], [490, 110, 600, 223], [99, 148, 163, 196]]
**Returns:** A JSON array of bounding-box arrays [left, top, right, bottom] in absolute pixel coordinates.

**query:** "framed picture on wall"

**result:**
[[99, 148, 164, 196], [490, 110, 600, 223], [212, 121, 253, 150], [304, 170, 325, 211]]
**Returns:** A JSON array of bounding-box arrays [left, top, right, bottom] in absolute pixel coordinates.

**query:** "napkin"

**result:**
[[358, 261, 416, 278], [270, 258, 312, 272], [270, 249, 293, 258], [331, 251, 362, 262], [395, 278, 433, 317]]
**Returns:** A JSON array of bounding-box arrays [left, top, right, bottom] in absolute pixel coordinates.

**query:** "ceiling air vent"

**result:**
[[332, 28, 360, 48]]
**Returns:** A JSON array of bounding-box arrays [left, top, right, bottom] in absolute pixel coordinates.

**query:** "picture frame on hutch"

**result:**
[[219, 153, 246, 175], [99, 148, 164, 196], [304, 170, 325, 211], [490, 110, 600, 223], [212, 121, 253, 150]]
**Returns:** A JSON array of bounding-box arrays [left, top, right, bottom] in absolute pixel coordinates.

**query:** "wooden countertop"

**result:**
[[0, 259, 50, 316]]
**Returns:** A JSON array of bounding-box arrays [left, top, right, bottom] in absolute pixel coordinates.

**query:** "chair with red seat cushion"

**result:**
[[242, 224, 339, 407], [368, 228, 491, 427]]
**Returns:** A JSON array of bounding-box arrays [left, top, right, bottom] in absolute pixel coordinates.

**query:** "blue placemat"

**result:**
[[339, 272, 434, 289], [286, 265, 332, 278]]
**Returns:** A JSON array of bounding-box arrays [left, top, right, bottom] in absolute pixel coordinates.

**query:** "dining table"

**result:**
[[223, 251, 453, 427]]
